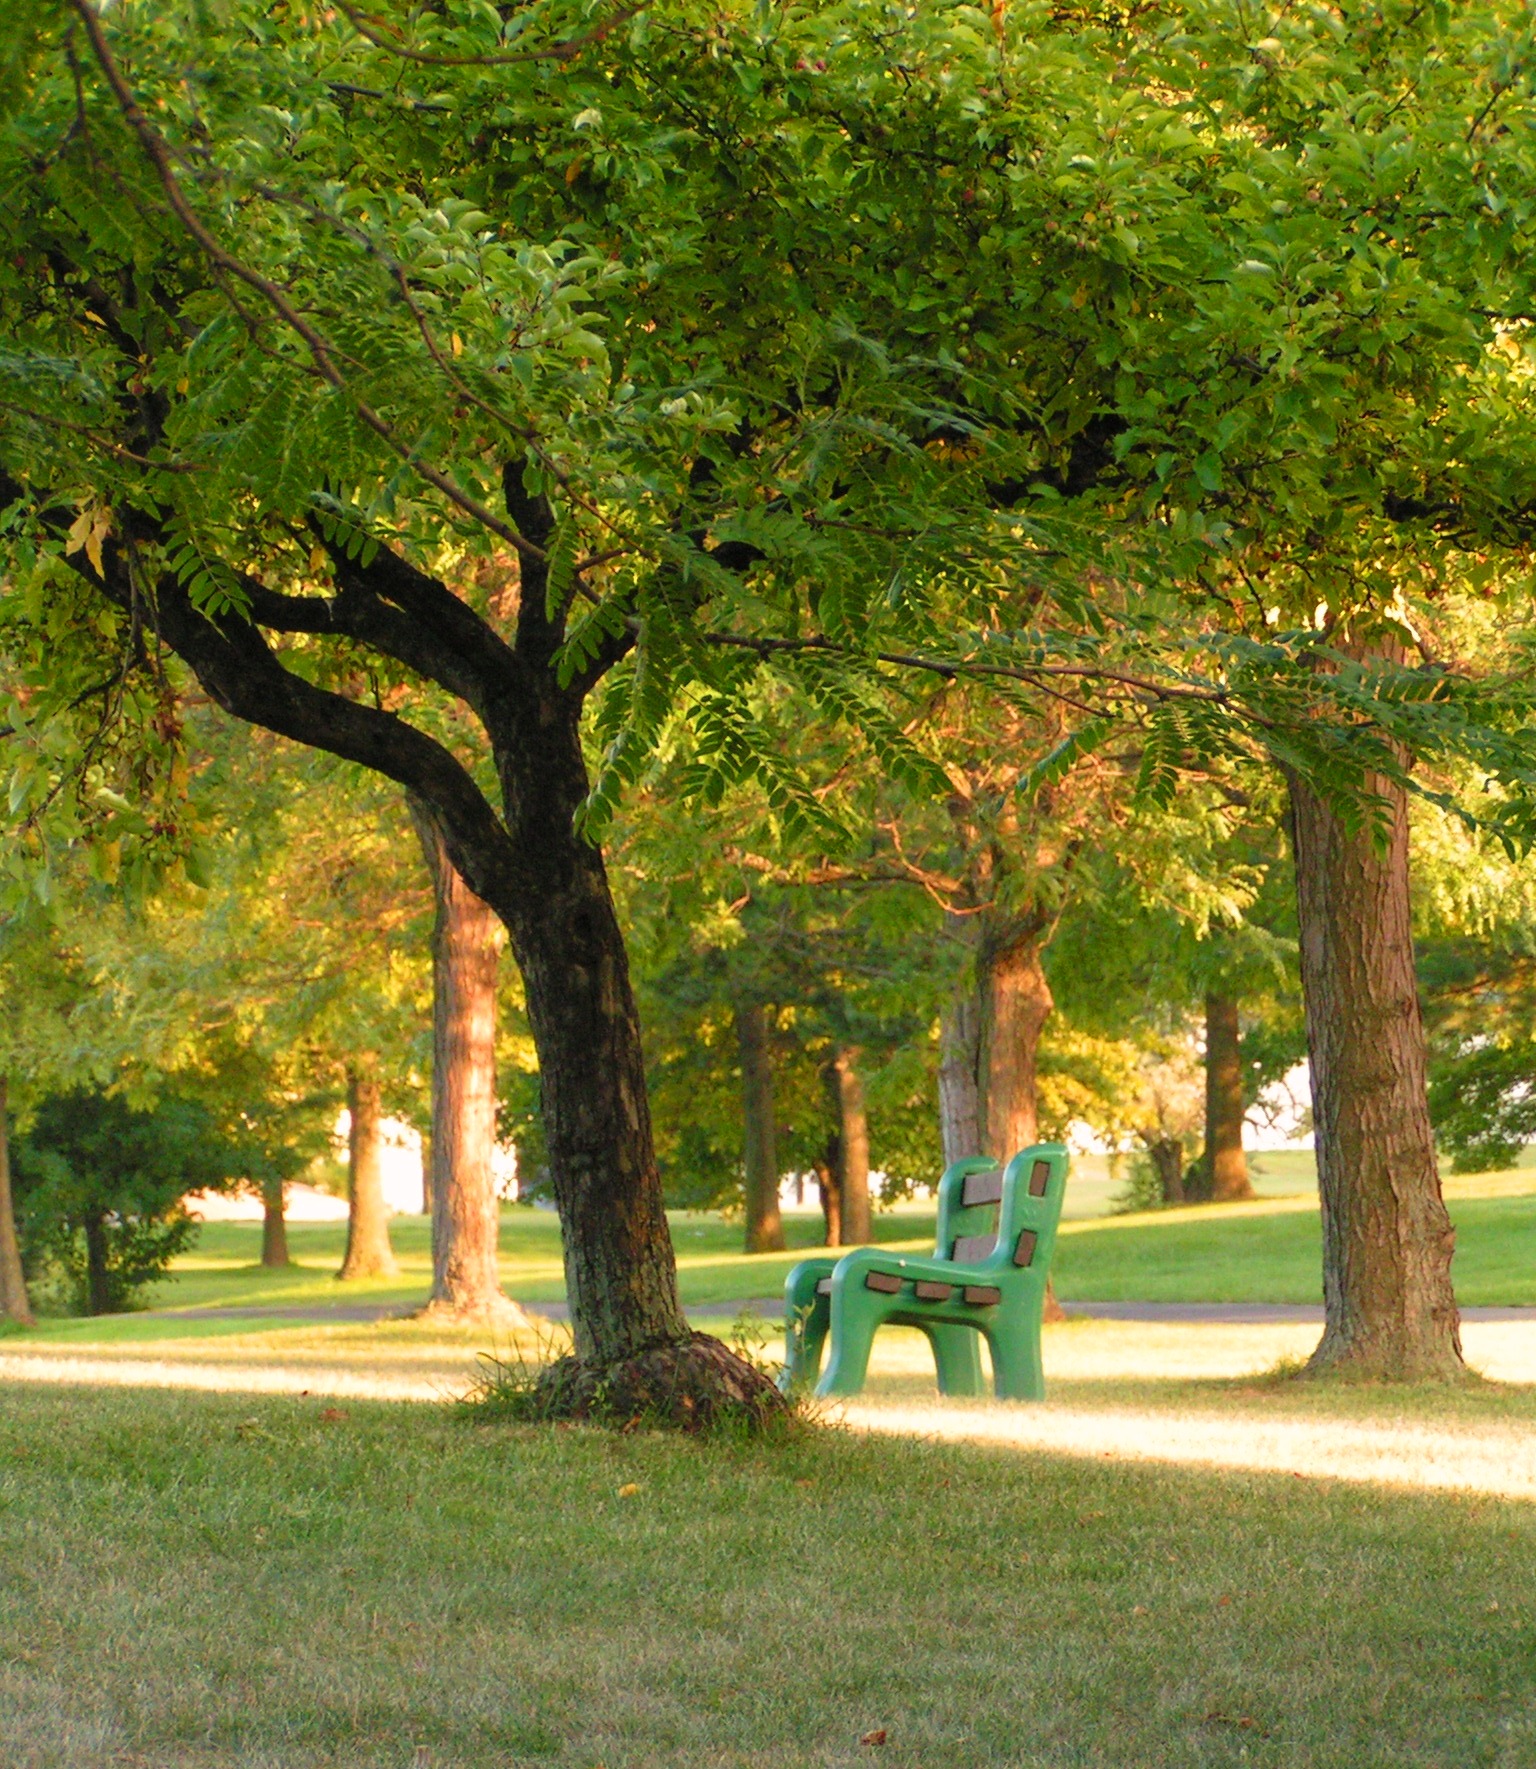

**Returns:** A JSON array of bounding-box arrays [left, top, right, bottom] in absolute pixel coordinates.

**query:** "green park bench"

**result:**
[[778, 1144, 1068, 1402]]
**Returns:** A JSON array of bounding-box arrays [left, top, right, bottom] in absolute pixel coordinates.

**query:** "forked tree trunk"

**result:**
[[737, 1003, 786, 1254], [939, 992, 983, 1163], [260, 1175, 290, 1268], [0, 1077, 34, 1326], [816, 1145, 842, 1247], [1288, 754, 1462, 1380], [1204, 993, 1254, 1201], [83, 1211, 110, 1315], [412, 805, 526, 1321], [337, 1066, 398, 1281], [827, 1050, 871, 1244]]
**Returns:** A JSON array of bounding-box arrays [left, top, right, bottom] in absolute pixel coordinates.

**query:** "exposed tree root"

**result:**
[[534, 1331, 789, 1431], [415, 1292, 534, 1329]]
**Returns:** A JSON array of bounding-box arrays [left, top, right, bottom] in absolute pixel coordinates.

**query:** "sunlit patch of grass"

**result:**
[[5, 1380, 1536, 1768]]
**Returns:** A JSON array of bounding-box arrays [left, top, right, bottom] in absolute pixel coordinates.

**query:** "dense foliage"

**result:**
[[13, 1086, 234, 1312]]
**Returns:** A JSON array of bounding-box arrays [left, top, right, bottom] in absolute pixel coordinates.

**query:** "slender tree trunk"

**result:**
[[260, 1176, 290, 1268], [419, 1128, 433, 1217], [939, 991, 983, 1163], [816, 1144, 842, 1247], [1205, 992, 1253, 1200], [1148, 1136, 1186, 1206], [1288, 744, 1462, 1379], [411, 803, 526, 1320], [83, 1211, 110, 1316], [826, 1050, 871, 1244], [337, 1066, 398, 1281], [0, 1078, 34, 1326], [737, 1003, 786, 1254]]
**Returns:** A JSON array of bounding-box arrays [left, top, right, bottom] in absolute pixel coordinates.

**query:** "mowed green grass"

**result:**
[[3, 1382, 1535, 1769], [14, 1161, 1530, 1349]]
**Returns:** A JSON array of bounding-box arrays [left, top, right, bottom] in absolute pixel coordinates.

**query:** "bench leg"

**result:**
[[780, 1271, 835, 1394], [985, 1310, 1045, 1402], [816, 1293, 881, 1398], [922, 1322, 986, 1397]]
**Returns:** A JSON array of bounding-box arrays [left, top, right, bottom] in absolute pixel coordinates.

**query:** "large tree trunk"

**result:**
[[977, 918, 1064, 1319], [1204, 992, 1254, 1201], [939, 991, 984, 1163], [488, 664, 689, 1370], [0, 1077, 34, 1326], [412, 805, 527, 1322], [82, 1211, 110, 1316], [1288, 754, 1462, 1380], [737, 1003, 786, 1254], [337, 1066, 398, 1281], [826, 1050, 871, 1244], [260, 1175, 290, 1269], [978, 924, 1053, 1159]]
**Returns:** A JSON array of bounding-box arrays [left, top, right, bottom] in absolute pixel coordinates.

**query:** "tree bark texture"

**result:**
[[1148, 1136, 1186, 1206], [827, 1050, 871, 1245], [978, 923, 1053, 1161], [412, 804, 525, 1320], [977, 919, 1063, 1318], [260, 1176, 290, 1269], [938, 992, 984, 1163], [816, 1147, 842, 1248], [83, 1212, 110, 1316], [736, 1003, 786, 1254], [1288, 761, 1462, 1379], [337, 1066, 398, 1281], [1204, 992, 1254, 1201], [0, 1078, 34, 1325]]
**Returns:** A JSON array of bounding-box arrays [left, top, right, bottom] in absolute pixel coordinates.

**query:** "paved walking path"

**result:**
[[151, 1298, 1536, 1325]]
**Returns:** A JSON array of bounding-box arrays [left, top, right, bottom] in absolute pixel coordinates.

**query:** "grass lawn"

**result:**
[[30, 1160, 1522, 1345], [5, 1362, 1536, 1769]]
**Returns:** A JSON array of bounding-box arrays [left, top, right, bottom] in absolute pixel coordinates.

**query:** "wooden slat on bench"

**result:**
[[951, 1233, 997, 1264], [1013, 1228, 1037, 1267], [1028, 1158, 1052, 1198], [962, 1285, 1002, 1306], [864, 1271, 903, 1294], [961, 1169, 1004, 1208], [815, 1278, 833, 1296], [913, 1280, 953, 1301]]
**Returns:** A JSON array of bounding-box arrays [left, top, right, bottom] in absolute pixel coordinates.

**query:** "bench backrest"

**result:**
[[933, 1145, 1069, 1271], [933, 1155, 1005, 1263]]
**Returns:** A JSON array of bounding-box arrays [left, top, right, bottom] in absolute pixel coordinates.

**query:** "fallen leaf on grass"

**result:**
[[1205, 1711, 1270, 1738], [1216, 1595, 1232, 1607], [319, 1408, 347, 1423], [860, 1729, 888, 1746], [617, 1483, 641, 1498]]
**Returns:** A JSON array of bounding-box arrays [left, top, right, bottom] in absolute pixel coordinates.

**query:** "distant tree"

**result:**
[[13, 1087, 235, 1313], [0, 1081, 32, 1325]]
